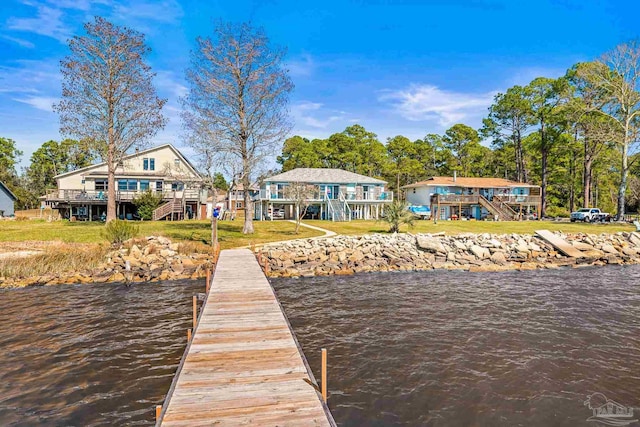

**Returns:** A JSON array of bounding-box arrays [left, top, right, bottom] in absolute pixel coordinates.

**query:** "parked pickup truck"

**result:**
[[570, 208, 611, 222]]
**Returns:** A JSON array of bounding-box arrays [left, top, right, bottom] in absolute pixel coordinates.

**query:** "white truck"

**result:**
[[570, 208, 611, 222]]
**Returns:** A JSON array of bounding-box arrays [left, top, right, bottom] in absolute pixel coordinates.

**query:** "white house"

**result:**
[[43, 144, 207, 220], [253, 168, 393, 221]]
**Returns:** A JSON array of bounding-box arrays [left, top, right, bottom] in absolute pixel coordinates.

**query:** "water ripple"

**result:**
[[273, 265, 640, 427], [0, 280, 201, 426]]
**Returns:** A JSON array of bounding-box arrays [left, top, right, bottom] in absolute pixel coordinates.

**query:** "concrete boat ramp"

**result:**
[[535, 229, 586, 258], [157, 248, 334, 426]]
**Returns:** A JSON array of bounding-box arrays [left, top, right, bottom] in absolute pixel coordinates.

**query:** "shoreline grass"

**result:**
[[0, 219, 324, 249], [305, 219, 635, 236]]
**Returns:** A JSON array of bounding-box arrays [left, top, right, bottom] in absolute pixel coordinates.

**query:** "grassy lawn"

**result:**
[[0, 218, 635, 252], [0, 219, 323, 249], [304, 219, 636, 235]]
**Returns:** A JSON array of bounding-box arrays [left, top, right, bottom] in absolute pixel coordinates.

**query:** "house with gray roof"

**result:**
[[0, 181, 17, 217], [253, 168, 393, 221]]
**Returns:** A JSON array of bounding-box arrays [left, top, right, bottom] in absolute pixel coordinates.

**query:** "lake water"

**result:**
[[272, 266, 640, 426], [0, 280, 201, 427]]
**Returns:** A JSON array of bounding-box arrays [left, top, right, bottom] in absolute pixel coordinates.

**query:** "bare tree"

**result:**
[[583, 41, 640, 219], [182, 22, 293, 234], [54, 17, 167, 222], [283, 182, 316, 234]]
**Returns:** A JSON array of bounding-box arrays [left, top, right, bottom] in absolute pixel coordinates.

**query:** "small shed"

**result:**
[[0, 181, 17, 217]]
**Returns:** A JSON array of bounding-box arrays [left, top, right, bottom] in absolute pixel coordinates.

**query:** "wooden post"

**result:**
[[192, 295, 197, 330], [321, 348, 327, 403], [155, 405, 161, 421], [187, 328, 192, 341], [206, 269, 211, 293]]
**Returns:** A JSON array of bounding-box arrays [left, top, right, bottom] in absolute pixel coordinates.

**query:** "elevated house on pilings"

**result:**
[[42, 144, 207, 221], [253, 168, 393, 221], [403, 175, 542, 221]]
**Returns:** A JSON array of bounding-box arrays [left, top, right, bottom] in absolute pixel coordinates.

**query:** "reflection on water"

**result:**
[[0, 280, 201, 427], [272, 266, 640, 427]]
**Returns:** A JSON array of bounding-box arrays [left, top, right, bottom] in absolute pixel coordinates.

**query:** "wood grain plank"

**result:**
[[158, 248, 333, 426]]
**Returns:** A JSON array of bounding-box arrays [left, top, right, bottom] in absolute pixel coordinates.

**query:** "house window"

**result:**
[[171, 182, 184, 191], [150, 158, 155, 170], [140, 180, 150, 191], [143, 158, 155, 171], [174, 158, 180, 166], [143, 158, 149, 170], [95, 179, 108, 191], [119, 180, 137, 191], [156, 181, 163, 191], [236, 201, 243, 209]]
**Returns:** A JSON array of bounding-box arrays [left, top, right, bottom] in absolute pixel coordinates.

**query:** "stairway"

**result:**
[[153, 199, 183, 221], [325, 195, 351, 221], [479, 195, 517, 221]]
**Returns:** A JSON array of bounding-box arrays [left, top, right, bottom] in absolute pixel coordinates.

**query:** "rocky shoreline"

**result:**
[[0, 236, 214, 288], [257, 231, 640, 278]]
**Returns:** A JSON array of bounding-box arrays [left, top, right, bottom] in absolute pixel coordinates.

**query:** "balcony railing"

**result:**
[[253, 188, 393, 202], [431, 194, 480, 204], [494, 195, 541, 204], [431, 194, 541, 205], [45, 189, 205, 203]]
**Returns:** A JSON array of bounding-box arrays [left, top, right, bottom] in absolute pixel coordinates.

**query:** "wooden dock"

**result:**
[[157, 248, 334, 426]]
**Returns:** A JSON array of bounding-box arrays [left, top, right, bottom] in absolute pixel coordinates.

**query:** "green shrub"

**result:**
[[102, 219, 139, 246], [132, 190, 163, 220], [382, 200, 415, 233], [545, 206, 570, 218]]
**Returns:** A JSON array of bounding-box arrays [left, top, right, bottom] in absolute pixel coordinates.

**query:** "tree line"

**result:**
[[3, 17, 640, 224], [278, 44, 640, 218]]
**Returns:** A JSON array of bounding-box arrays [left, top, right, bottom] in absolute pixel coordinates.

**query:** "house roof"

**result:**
[[402, 176, 539, 189], [0, 181, 17, 201], [265, 168, 387, 185], [53, 144, 202, 180]]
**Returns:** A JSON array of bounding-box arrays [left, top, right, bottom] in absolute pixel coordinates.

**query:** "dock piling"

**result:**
[[321, 348, 328, 403], [192, 295, 197, 330]]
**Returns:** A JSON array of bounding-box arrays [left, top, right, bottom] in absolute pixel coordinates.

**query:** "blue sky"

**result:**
[[0, 0, 637, 169]]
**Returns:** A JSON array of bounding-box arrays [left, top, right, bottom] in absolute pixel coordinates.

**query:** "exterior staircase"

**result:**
[[152, 199, 183, 221], [325, 193, 351, 221], [479, 195, 517, 221]]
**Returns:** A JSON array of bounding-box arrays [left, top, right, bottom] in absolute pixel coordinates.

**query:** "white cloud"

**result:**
[[379, 84, 495, 126], [155, 70, 188, 99], [291, 101, 347, 129], [7, 4, 71, 42], [286, 54, 315, 78], [1, 35, 35, 49], [112, 0, 183, 24], [13, 95, 58, 112]]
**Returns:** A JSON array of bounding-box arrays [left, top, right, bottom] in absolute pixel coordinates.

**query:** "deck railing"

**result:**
[[494, 195, 541, 204], [45, 189, 205, 202], [431, 194, 542, 205], [254, 187, 393, 202]]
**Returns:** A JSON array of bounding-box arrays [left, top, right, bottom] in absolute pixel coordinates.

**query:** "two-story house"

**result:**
[[253, 168, 393, 221], [43, 144, 207, 221], [403, 175, 541, 221]]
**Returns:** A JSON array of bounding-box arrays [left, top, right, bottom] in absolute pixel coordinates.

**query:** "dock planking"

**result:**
[[535, 229, 585, 258], [158, 248, 334, 427]]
